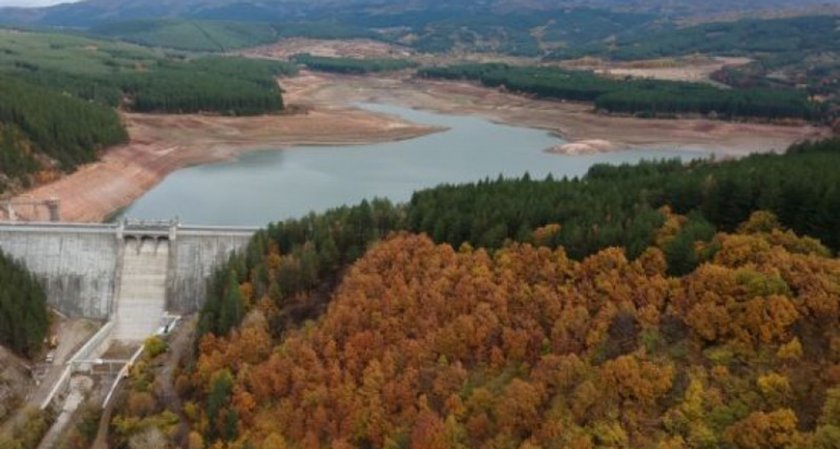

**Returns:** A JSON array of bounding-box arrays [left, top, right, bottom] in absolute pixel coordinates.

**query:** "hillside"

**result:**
[[89, 19, 279, 52], [197, 139, 840, 341], [102, 138, 840, 448], [2, 0, 835, 56], [0, 29, 296, 193], [4, 3, 829, 116], [546, 16, 839, 112], [118, 221, 840, 449], [0, 345, 33, 424], [0, 75, 127, 194], [1, 0, 835, 26], [1, 0, 834, 117], [0, 29, 295, 114]]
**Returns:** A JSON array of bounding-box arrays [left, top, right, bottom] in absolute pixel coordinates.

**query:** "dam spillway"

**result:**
[[0, 220, 257, 336], [114, 236, 170, 341]]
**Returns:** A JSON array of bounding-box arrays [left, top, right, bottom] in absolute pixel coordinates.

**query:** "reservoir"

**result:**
[[122, 103, 708, 226]]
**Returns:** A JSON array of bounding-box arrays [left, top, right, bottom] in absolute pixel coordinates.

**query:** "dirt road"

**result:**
[[0, 317, 98, 438]]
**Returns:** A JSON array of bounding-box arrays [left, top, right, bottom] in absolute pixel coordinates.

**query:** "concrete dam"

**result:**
[[0, 220, 257, 329], [0, 219, 257, 431]]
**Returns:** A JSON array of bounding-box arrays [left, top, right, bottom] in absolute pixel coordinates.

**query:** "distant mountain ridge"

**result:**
[[2, 0, 837, 27]]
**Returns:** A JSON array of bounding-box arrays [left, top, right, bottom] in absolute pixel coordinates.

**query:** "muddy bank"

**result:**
[[546, 139, 617, 155]]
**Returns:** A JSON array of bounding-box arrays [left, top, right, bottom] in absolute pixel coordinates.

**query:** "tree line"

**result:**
[[0, 249, 49, 358], [419, 64, 824, 121], [292, 54, 417, 75], [198, 138, 840, 342], [409, 139, 840, 258], [119, 57, 295, 115]]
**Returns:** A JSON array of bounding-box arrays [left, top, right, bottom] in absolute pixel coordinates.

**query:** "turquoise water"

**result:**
[[121, 103, 708, 226]]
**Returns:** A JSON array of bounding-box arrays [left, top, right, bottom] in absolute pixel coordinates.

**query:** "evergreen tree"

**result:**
[[0, 250, 49, 357]]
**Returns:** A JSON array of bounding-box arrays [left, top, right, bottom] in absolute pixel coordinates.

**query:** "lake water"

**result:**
[[121, 103, 709, 226]]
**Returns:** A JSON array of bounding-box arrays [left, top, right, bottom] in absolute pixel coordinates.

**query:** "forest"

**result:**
[[119, 216, 840, 449], [407, 138, 840, 256], [0, 75, 128, 192], [303, 7, 655, 56], [0, 30, 296, 191], [545, 15, 839, 114], [105, 138, 840, 448], [89, 20, 279, 52], [274, 22, 381, 41], [195, 138, 840, 339], [547, 16, 838, 62], [0, 249, 49, 358], [119, 57, 295, 115], [292, 54, 417, 74], [72, 12, 837, 115], [81, 8, 656, 57], [419, 64, 823, 120], [0, 30, 296, 115]]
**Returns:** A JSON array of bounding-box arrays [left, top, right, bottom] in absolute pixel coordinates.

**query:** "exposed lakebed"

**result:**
[[121, 103, 709, 226]]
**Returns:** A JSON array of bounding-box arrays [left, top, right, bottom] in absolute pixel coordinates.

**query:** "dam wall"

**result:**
[[0, 222, 257, 319], [169, 227, 255, 313], [0, 224, 119, 318]]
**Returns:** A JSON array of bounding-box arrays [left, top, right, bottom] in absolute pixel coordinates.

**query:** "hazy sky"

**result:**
[[0, 0, 76, 6]]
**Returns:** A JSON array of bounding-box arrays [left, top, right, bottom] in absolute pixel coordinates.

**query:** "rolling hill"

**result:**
[[1, 0, 836, 27]]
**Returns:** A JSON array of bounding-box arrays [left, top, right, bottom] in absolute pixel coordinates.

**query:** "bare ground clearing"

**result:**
[[241, 38, 415, 60], [238, 38, 546, 66], [557, 56, 753, 83]]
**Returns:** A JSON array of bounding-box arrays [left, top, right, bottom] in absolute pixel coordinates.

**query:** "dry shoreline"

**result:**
[[8, 103, 441, 223], [284, 73, 829, 156], [8, 71, 831, 223]]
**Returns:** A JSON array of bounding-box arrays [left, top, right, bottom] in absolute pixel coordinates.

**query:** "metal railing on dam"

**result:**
[[0, 220, 259, 319]]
